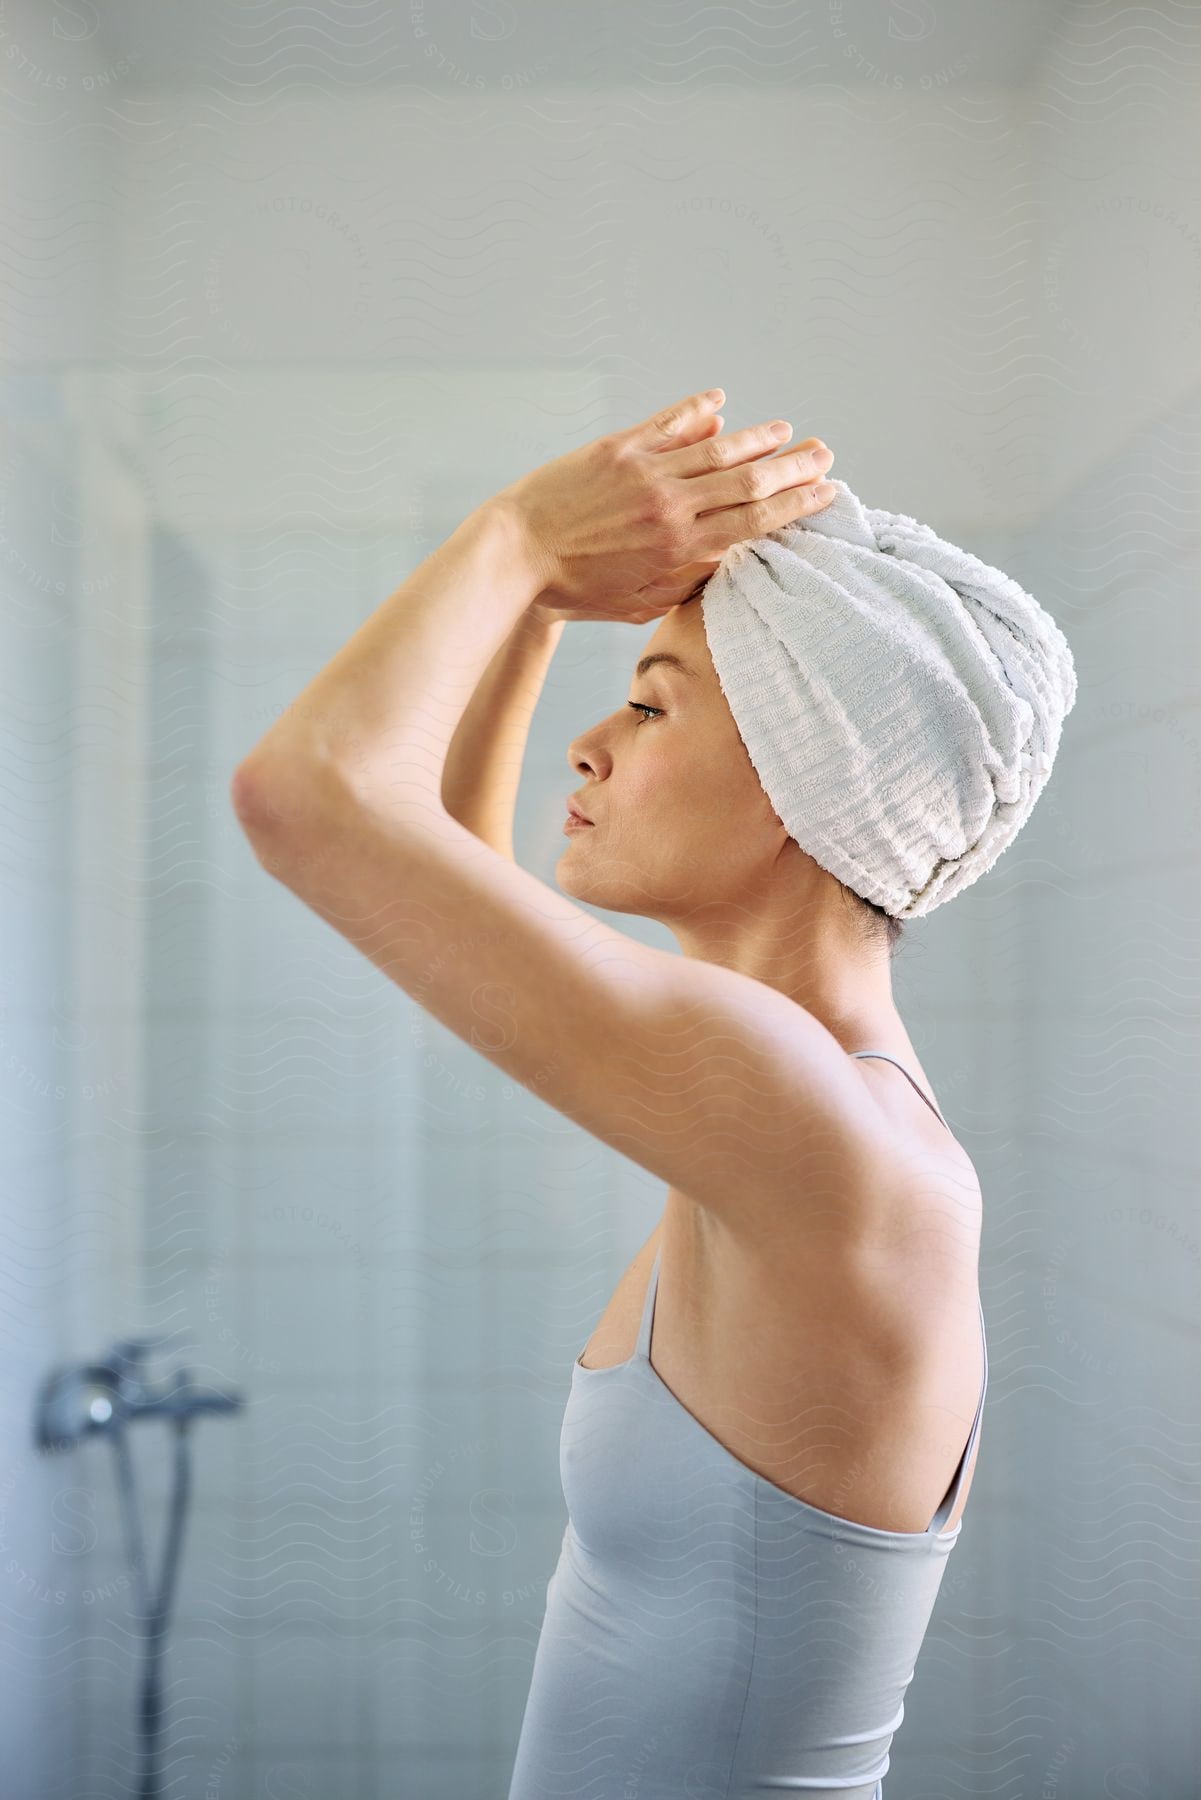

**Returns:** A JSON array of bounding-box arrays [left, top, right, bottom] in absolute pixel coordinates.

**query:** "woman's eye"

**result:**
[[627, 702, 663, 722]]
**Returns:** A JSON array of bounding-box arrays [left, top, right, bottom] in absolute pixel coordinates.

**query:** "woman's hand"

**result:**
[[493, 388, 837, 625], [524, 557, 723, 627]]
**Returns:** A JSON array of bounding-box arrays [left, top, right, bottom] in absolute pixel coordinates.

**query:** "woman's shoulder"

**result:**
[[842, 1102, 984, 1366]]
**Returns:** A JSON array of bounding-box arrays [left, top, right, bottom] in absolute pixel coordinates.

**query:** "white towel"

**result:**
[[699, 477, 1078, 919]]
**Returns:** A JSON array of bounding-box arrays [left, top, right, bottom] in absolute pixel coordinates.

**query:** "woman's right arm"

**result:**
[[439, 603, 566, 861]]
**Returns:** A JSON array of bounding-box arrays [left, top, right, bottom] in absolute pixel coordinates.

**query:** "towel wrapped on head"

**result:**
[[699, 477, 1078, 919]]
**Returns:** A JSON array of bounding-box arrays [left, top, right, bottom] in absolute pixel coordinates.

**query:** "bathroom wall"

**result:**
[[979, 22, 1201, 1788], [0, 13, 148, 1793], [3, 1, 1197, 1795]]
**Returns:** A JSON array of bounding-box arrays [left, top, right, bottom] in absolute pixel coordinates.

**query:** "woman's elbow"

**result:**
[[230, 751, 325, 844]]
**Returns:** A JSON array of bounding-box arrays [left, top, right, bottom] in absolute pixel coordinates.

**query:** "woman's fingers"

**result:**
[[692, 474, 840, 559], [622, 388, 726, 451], [663, 417, 823, 479], [647, 410, 724, 458], [685, 438, 834, 516]]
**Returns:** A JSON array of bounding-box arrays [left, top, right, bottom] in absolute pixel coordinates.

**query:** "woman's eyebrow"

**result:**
[[634, 652, 698, 681]]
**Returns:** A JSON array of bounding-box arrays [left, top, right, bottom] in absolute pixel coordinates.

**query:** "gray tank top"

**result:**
[[507, 1052, 988, 1800]]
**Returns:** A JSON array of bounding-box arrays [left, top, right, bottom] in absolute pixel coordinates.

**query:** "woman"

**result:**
[[231, 389, 1076, 1798]]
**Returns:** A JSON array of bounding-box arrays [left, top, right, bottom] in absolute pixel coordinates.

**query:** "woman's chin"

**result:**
[[557, 855, 659, 921], [556, 849, 615, 908]]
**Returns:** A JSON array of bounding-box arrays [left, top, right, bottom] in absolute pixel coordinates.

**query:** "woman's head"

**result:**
[[558, 465, 1078, 992], [558, 595, 903, 966]]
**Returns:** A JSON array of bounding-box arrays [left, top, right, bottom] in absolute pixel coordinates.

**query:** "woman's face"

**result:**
[[557, 596, 787, 920]]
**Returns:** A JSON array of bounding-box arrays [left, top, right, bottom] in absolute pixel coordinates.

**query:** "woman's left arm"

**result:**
[[232, 387, 833, 826], [230, 500, 543, 831], [228, 395, 867, 1233]]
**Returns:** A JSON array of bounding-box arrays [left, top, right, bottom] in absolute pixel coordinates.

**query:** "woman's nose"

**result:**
[[568, 706, 624, 776], [567, 733, 604, 778]]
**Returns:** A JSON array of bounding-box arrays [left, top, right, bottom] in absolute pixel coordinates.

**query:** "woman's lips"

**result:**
[[563, 814, 595, 834]]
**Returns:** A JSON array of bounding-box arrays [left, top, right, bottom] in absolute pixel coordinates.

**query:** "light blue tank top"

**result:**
[[507, 1052, 988, 1800]]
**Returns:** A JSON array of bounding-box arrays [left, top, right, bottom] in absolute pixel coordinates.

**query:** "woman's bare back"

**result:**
[[577, 1063, 985, 1537]]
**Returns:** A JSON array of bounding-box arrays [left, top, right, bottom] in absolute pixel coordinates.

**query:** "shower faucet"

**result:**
[[35, 1332, 244, 1450]]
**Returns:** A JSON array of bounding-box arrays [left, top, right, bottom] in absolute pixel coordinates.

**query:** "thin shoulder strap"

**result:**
[[636, 1246, 662, 1361], [850, 1049, 950, 1132], [926, 1298, 989, 1536]]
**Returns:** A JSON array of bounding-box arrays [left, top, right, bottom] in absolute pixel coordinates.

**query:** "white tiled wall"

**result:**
[[3, 1, 1197, 1795]]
